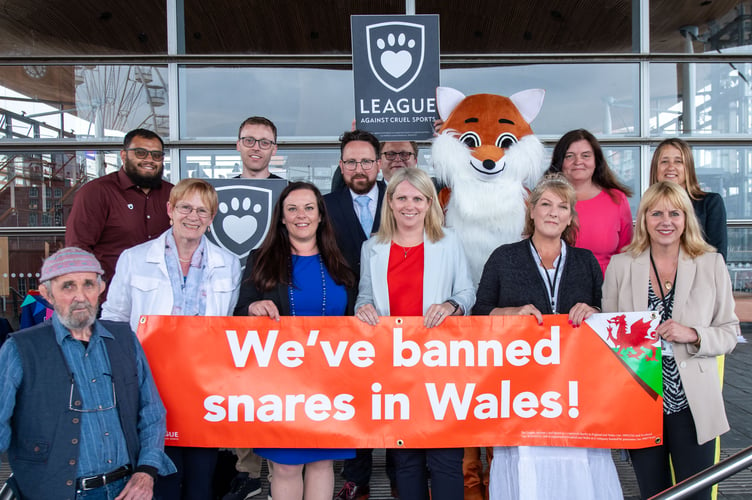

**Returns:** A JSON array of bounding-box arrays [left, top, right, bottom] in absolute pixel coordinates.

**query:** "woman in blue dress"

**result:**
[[234, 182, 356, 500]]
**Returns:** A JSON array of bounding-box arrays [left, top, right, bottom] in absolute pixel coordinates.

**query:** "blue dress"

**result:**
[[255, 254, 355, 465]]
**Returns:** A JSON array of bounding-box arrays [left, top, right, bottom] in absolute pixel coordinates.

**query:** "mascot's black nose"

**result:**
[[482, 159, 496, 170]]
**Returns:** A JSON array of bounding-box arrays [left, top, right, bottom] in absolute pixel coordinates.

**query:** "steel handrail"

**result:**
[[650, 446, 752, 499]]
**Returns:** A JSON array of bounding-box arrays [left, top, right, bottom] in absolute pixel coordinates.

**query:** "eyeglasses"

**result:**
[[69, 374, 116, 413], [382, 151, 415, 161], [239, 136, 276, 149], [341, 159, 377, 171], [125, 148, 164, 161], [175, 204, 212, 218]]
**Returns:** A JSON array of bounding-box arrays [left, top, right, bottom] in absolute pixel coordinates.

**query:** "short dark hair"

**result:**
[[123, 129, 164, 149], [340, 130, 380, 158], [238, 116, 277, 142]]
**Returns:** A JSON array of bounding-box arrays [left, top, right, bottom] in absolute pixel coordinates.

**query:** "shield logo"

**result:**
[[366, 21, 425, 93], [206, 185, 273, 262]]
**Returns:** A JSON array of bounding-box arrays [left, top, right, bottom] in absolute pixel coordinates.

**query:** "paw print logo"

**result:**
[[377, 32, 416, 79], [207, 185, 275, 260], [366, 21, 425, 93], [218, 197, 261, 245]]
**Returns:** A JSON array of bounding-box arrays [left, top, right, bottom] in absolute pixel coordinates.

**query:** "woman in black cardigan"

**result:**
[[474, 174, 622, 500]]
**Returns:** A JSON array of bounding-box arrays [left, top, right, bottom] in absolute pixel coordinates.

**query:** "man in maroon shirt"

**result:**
[[65, 129, 173, 286]]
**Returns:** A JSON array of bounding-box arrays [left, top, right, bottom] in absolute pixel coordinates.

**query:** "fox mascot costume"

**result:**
[[432, 86, 547, 285], [431, 87, 547, 500]]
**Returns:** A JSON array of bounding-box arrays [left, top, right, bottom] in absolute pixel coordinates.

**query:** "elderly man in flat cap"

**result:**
[[0, 247, 175, 500]]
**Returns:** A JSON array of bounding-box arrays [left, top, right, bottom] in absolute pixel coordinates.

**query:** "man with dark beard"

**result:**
[[323, 130, 387, 500], [0, 247, 175, 500], [66, 129, 173, 288]]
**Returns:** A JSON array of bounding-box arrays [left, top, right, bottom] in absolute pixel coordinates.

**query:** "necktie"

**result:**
[[355, 196, 373, 236]]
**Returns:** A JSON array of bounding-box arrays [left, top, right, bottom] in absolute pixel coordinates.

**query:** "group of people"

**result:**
[[0, 116, 739, 500]]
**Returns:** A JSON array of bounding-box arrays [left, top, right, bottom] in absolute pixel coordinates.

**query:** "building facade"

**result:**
[[1, 0, 751, 307]]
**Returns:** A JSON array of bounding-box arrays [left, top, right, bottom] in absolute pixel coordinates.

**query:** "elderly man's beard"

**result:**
[[123, 157, 164, 189], [58, 299, 98, 331]]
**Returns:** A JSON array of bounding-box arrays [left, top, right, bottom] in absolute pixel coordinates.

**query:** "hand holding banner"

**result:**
[[137, 312, 662, 449]]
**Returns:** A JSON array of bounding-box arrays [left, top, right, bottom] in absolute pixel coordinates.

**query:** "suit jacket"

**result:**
[[234, 250, 356, 316], [473, 239, 602, 315], [355, 228, 475, 315], [324, 181, 387, 279], [603, 249, 738, 444]]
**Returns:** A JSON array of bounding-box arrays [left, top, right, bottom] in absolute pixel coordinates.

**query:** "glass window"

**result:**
[[651, 2, 752, 54], [0, 149, 171, 229], [441, 64, 639, 137], [650, 62, 752, 136], [179, 66, 355, 140], [0, 65, 169, 141], [0, 3, 166, 55]]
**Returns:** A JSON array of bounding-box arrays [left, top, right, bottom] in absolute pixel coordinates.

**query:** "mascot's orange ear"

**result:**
[[436, 86, 546, 129]]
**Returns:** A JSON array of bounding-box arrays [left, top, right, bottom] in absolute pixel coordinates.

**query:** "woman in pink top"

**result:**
[[547, 129, 633, 276]]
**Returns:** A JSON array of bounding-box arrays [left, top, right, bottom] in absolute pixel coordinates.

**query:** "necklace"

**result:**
[[178, 256, 192, 263], [529, 239, 563, 314], [288, 254, 327, 316], [393, 242, 418, 259], [649, 251, 676, 293]]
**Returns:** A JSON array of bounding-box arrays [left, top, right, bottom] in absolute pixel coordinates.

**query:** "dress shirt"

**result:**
[[65, 168, 173, 283], [349, 184, 378, 227], [0, 314, 174, 476]]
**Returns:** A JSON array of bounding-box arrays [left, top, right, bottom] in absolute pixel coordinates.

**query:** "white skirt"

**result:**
[[489, 446, 623, 500]]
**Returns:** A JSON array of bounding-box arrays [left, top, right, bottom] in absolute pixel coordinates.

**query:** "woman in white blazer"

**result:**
[[603, 181, 738, 500], [102, 178, 240, 500], [355, 168, 475, 500]]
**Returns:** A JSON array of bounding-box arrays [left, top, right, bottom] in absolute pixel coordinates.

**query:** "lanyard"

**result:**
[[529, 240, 563, 314]]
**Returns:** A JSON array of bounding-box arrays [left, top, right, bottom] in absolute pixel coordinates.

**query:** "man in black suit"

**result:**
[[324, 130, 388, 500], [324, 130, 386, 281]]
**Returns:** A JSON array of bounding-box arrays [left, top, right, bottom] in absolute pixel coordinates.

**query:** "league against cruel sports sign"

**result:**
[[137, 312, 662, 449]]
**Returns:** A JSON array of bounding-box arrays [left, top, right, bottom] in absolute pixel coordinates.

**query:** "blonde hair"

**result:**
[[377, 168, 444, 243], [169, 178, 219, 216], [523, 174, 580, 246], [625, 181, 715, 258], [650, 138, 706, 200]]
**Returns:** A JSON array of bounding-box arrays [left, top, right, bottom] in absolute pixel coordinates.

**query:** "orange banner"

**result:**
[[137, 312, 662, 449]]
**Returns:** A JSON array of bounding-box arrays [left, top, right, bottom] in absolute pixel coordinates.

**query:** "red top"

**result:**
[[387, 242, 424, 316]]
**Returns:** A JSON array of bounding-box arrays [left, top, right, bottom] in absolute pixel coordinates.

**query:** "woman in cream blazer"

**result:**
[[603, 181, 737, 500]]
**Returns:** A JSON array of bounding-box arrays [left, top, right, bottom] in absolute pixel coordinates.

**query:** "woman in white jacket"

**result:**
[[102, 177, 240, 500], [355, 168, 475, 500]]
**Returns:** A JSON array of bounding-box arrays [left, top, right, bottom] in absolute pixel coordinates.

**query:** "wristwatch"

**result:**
[[446, 299, 460, 314]]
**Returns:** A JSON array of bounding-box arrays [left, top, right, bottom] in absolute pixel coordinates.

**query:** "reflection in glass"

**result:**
[[650, 1, 752, 53], [179, 67, 355, 140], [441, 64, 639, 137], [0, 65, 169, 141], [650, 62, 752, 136], [0, 149, 171, 229]]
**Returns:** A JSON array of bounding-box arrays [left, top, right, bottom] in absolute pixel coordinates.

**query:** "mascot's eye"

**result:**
[[496, 133, 518, 149], [459, 132, 481, 148]]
